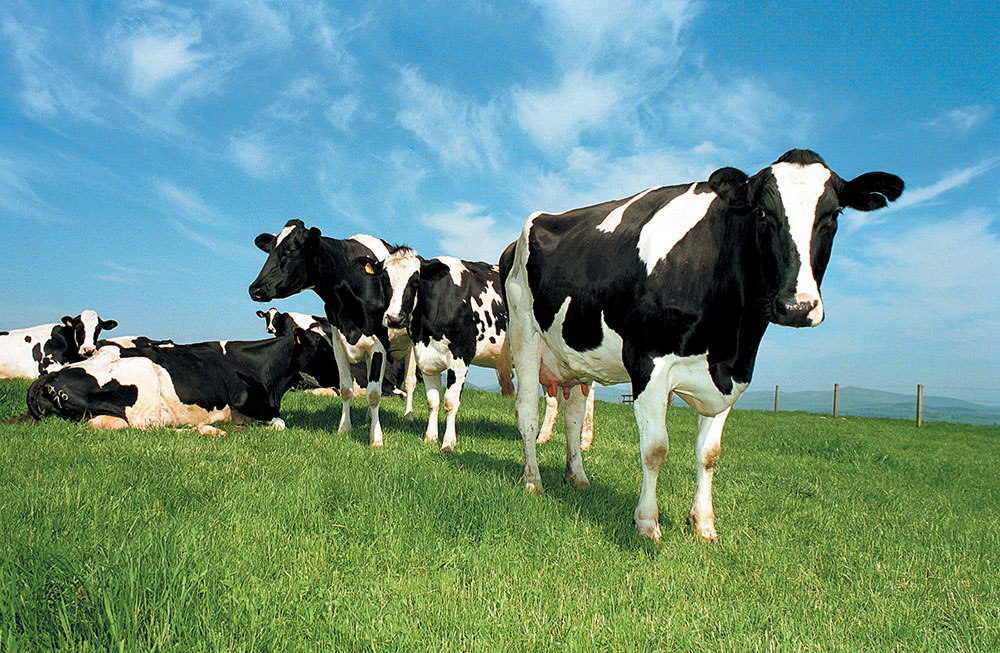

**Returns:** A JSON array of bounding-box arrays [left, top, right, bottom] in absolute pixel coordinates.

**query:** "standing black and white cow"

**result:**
[[248, 220, 416, 447], [380, 247, 513, 451], [0, 310, 118, 379], [503, 149, 903, 542], [27, 330, 325, 435]]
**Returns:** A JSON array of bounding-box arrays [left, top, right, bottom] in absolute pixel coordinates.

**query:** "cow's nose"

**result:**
[[81, 347, 96, 356], [774, 296, 822, 327], [385, 313, 406, 328], [249, 285, 266, 302]]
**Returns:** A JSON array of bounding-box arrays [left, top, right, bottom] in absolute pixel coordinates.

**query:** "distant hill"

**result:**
[[735, 386, 1000, 426], [474, 382, 1000, 427]]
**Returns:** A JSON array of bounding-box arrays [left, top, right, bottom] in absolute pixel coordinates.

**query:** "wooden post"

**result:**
[[774, 384, 779, 412], [833, 383, 839, 418], [916, 384, 923, 428]]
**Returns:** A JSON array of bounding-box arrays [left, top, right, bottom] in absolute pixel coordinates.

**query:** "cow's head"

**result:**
[[741, 149, 903, 328], [380, 246, 422, 330], [255, 308, 301, 338], [62, 310, 118, 357], [249, 219, 321, 302]]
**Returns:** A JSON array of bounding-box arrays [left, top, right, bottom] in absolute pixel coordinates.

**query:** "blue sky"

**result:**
[[1, 0, 998, 403]]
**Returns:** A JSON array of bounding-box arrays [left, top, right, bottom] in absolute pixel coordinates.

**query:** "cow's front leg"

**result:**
[[632, 365, 670, 543], [423, 372, 442, 443], [562, 384, 590, 489], [440, 362, 468, 453], [689, 407, 729, 541], [366, 349, 387, 447], [580, 381, 596, 450]]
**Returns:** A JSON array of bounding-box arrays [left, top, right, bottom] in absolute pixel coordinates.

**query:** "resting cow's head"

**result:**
[[739, 149, 904, 328], [62, 310, 118, 357], [255, 308, 298, 337], [380, 246, 422, 330], [249, 219, 320, 302]]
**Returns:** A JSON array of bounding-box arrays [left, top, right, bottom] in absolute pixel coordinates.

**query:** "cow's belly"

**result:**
[[340, 333, 378, 364], [540, 299, 629, 385], [0, 353, 38, 379], [471, 327, 505, 369]]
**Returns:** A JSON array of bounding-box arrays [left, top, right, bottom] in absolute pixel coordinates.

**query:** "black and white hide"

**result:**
[[0, 310, 118, 379]]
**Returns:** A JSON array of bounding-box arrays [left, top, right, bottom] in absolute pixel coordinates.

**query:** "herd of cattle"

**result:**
[[1, 150, 903, 541]]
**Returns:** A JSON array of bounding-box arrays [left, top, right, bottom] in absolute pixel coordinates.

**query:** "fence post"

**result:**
[[774, 384, 779, 412], [833, 383, 839, 418], [916, 384, 923, 428]]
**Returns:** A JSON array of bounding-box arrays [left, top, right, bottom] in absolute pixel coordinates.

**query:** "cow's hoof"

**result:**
[[404, 413, 414, 423], [269, 417, 286, 431], [424, 435, 438, 444], [197, 424, 226, 437], [523, 478, 543, 495], [89, 415, 128, 430], [635, 518, 662, 544], [536, 433, 551, 445], [687, 513, 718, 542], [440, 442, 454, 453], [564, 471, 590, 490], [370, 440, 384, 448]]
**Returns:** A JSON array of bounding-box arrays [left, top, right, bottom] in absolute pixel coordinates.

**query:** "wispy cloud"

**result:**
[[127, 32, 207, 97], [156, 179, 224, 225], [922, 104, 994, 133], [396, 66, 504, 171], [514, 69, 625, 149], [422, 202, 521, 263], [228, 132, 281, 179], [94, 261, 162, 286]]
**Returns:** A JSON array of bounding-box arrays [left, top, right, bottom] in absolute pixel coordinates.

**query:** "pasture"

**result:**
[[1, 378, 997, 651]]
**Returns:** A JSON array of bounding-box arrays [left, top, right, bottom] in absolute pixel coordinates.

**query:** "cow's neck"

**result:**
[[307, 237, 387, 346]]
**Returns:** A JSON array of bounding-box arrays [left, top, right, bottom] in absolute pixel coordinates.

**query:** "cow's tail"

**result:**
[[496, 336, 515, 398]]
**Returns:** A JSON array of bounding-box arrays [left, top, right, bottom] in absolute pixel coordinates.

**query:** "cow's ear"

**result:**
[[354, 256, 378, 276], [256, 310, 266, 318], [307, 227, 322, 244], [421, 259, 451, 282], [709, 167, 750, 210], [840, 172, 905, 212], [61, 315, 75, 327], [100, 319, 118, 331], [255, 233, 276, 253]]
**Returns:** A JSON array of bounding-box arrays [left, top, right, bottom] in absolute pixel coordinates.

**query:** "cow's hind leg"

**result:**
[[403, 349, 417, 423], [89, 415, 128, 430], [563, 384, 590, 489], [423, 372, 442, 443], [689, 407, 729, 541], [331, 336, 354, 433], [537, 390, 558, 445], [509, 321, 543, 493], [580, 381, 596, 450], [366, 348, 387, 447], [632, 368, 671, 543], [440, 361, 468, 453]]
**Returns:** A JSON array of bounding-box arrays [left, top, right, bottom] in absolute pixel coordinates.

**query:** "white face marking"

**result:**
[[383, 250, 422, 322], [597, 187, 662, 233], [350, 234, 390, 261], [219, 341, 228, 355], [637, 184, 717, 275], [275, 225, 296, 246], [78, 310, 100, 353], [770, 162, 831, 321], [437, 256, 467, 286]]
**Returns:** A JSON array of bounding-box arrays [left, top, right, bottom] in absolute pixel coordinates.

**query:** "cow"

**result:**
[[502, 149, 903, 542], [0, 310, 118, 379], [248, 220, 417, 447], [380, 247, 514, 451], [26, 330, 324, 435], [256, 307, 353, 393]]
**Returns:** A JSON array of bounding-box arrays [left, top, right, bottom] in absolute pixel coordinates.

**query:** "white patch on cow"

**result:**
[[383, 249, 422, 322], [437, 256, 467, 286], [349, 233, 390, 261], [275, 225, 296, 246], [540, 298, 628, 385], [0, 323, 57, 379], [414, 336, 453, 375], [469, 279, 506, 367], [637, 184, 717, 276], [219, 341, 228, 355], [770, 162, 830, 321], [596, 187, 661, 233], [78, 310, 100, 353]]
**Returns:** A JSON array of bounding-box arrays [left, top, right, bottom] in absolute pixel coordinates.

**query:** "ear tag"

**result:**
[[62, 318, 74, 327], [295, 332, 302, 345], [364, 262, 375, 275]]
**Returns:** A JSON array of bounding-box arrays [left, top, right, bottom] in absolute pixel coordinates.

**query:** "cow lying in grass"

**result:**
[[0, 310, 118, 379], [26, 330, 324, 436]]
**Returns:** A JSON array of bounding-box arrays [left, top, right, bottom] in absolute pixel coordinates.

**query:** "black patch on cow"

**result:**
[[0, 331, 8, 336], [31, 343, 42, 362], [520, 153, 902, 397], [27, 368, 138, 421], [446, 369, 457, 388], [24, 335, 31, 343], [368, 352, 383, 384]]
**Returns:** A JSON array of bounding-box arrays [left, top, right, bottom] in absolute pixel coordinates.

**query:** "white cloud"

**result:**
[[228, 132, 279, 178], [396, 66, 504, 171], [156, 179, 223, 225], [514, 69, 625, 148], [128, 32, 206, 97], [326, 94, 362, 132], [889, 158, 999, 212], [922, 104, 994, 133], [422, 202, 521, 263]]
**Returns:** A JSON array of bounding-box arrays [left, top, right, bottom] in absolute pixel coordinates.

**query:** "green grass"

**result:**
[[1, 378, 997, 651]]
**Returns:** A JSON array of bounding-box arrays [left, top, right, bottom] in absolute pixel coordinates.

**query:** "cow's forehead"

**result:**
[[275, 224, 299, 246], [768, 162, 833, 213], [79, 310, 98, 329]]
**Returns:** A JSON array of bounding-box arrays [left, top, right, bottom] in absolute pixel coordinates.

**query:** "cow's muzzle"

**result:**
[[773, 295, 824, 328], [248, 284, 271, 302], [384, 313, 407, 329]]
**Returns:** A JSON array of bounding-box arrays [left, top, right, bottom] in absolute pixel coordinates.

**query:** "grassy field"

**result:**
[[0, 378, 997, 651]]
